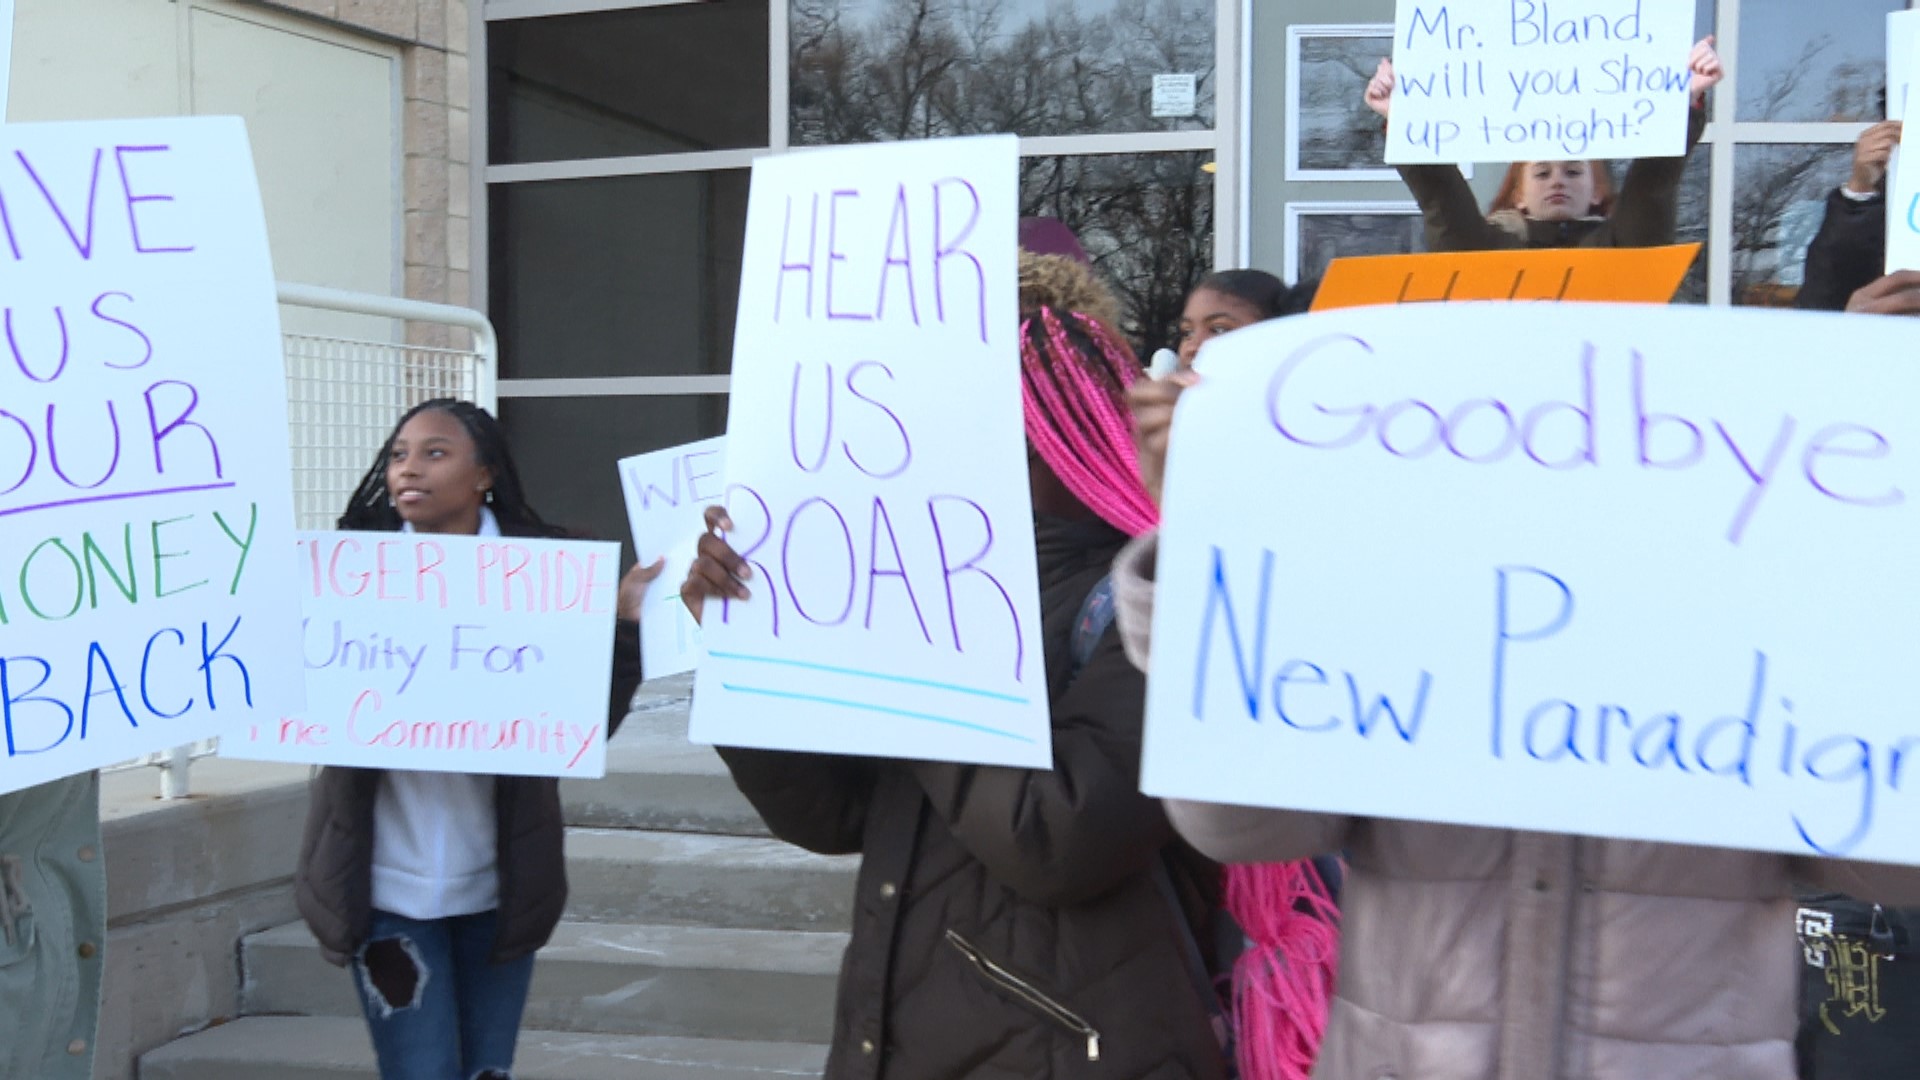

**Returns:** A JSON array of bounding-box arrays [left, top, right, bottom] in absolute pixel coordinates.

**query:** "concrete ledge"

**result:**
[[140, 1016, 830, 1080], [96, 758, 313, 1080], [244, 919, 844, 1042], [565, 828, 859, 931], [102, 759, 312, 925]]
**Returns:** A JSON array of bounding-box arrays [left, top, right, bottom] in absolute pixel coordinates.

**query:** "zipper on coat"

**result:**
[[946, 929, 1102, 1062]]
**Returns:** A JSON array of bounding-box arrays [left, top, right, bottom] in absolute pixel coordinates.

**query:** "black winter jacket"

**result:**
[[295, 518, 643, 966], [1794, 188, 1887, 312], [717, 516, 1226, 1080]]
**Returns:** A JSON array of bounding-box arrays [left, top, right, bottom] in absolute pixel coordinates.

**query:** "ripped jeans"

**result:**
[[350, 909, 536, 1080]]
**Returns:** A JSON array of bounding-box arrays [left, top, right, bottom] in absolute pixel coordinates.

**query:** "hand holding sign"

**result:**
[[689, 134, 1050, 769], [1383, 0, 1702, 164], [1145, 303, 1920, 866]]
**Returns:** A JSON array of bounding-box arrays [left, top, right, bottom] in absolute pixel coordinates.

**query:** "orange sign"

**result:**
[[1310, 244, 1701, 311]]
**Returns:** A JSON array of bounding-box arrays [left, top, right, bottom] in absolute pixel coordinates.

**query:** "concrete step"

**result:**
[[243, 919, 844, 1043], [140, 1016, 828, 1080], [564, 827, 859, 931], [564, 679, 769, 837]]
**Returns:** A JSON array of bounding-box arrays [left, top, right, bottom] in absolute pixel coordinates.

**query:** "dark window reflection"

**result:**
[[1021, 152, 1213, 358], [1295, 34, 1391, 173], [1736, 0, 1900, 122], [490, 171, 750, 379], [1605, 152, 1712, 304], [1733, 144, 1852, 306], [490, 3, 770, 165], [791, 0, 1216, 145], [1295, 213, 1426, 284], [501, 395, 729, 563]]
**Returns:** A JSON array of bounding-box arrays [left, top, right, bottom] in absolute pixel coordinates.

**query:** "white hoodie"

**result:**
[[369, 508, 501, 920]]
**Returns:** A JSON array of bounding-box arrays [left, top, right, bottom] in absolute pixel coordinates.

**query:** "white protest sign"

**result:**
[[0, 117, 305, 796], [618, 437, 724, 679], [1887, 25, 1920, 273], [1889, 10, 1919, 121], [0, 0, 14, 122], [1385, 0, 1696, 164], [691, 135, 1051, 769], [224, 532, 620, 778], [1146, 303, 1920, 866]]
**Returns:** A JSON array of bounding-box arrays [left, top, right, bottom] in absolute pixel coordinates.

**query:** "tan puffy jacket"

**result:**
[[1113, 533, 1920, 1080]]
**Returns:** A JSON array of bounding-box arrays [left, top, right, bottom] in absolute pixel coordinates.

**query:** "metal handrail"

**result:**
[[102, 283, 501, 798], [275, 281, 499, 410]]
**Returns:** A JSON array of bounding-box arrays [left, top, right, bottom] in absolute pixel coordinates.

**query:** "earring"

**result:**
[[484, 489, 494, 504]]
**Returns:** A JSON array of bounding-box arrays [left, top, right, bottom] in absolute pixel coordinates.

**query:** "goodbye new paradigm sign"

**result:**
[[225, 532, 620, 778], [1386, 0, 1696, 164], [691, 134, 1052, 769], [1146, 303, 1920, 866], [0, 117, 305, 796]]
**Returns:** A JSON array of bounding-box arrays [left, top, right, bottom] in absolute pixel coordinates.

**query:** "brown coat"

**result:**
[[718, 517, 1227, 1080], [1112, 532, 1920, 1080], [295, 519, 643, 966], [1398, 107, 1708, 254]]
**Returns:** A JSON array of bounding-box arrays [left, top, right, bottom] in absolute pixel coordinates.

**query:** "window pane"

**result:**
[[1021, 152, 1214, 358], [1295, 33, 1391, 174], [1733, 144, 1852, 306], [1737, 0, 1899, 122], [489, 3, 770, 165], [501, 394, 730, 563], [1605, 151, 1711, 304], [490, 171, 750, 379], [1293, 211, 1425, 284], [792, 0, 1216, 145]]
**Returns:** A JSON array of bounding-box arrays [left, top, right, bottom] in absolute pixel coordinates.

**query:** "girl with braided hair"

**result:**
[[296, 399, 656, 1080], [680, 254, 1230, 1080]]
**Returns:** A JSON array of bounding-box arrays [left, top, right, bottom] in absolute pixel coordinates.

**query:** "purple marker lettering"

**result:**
[[45, 401, 122, 489], [0, 410, 36, 495], [5, 306, 70, 383], [776, 193, 819, 321], [842, 361, 911, 480], [782, 497, 856, 626], [1266, 334, 1374, 449], [864, 496, 931, 641], [144, 380, 224, 478], [720, 483, 780, 634], [92, 292, 153, 370], [825, 189, 871, 322], [932, 178, 988, 344], [1716, 416, 1797, 546], [1441, 399, 1519, 464], [1633, 350, 1703, 469], [1519, 346, 1597, 470], [876, 184, 920, 324], [789, 362, 834, 473], [1802, 423, 1903, 509], [16, 147, 103, 259], [115, 146, 195, 254], [928, 495, 1024, 681]]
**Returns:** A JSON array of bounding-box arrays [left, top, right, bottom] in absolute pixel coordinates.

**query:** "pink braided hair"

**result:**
[[1228, 860, 1342, 1080], [1018, 307, 1159, 537], [1022, 304, 1341, 1080]]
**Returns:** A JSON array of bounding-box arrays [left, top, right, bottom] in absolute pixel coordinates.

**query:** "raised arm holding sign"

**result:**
[[1382, 0, 1705, 164]]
